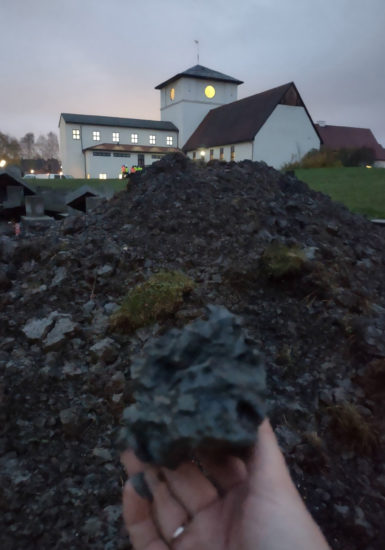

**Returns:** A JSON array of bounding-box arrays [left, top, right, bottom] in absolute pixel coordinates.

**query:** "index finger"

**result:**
[[121, 449, 147, 476]]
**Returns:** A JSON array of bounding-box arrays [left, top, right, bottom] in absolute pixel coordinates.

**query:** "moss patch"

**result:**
[[110, 271, 195, 333], [328, 402, 378, 455], [260, 243, 306, 280]]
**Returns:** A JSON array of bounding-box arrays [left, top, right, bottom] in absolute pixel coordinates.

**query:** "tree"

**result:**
[[0, 131, 21, 165], [20, 132, 36, 158], [35, 132, 60, 160]]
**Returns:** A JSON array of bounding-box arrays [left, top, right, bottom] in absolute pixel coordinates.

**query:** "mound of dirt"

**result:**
[[1, 154, 384, 549]]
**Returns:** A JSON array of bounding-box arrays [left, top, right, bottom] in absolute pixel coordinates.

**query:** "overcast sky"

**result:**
[[1, 0, 384, 146]]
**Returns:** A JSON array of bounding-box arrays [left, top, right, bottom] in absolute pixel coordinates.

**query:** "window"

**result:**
[[220, 147, 224, 161], [72, 129, 80, 140], [131, 133, 138, 143], [113, 152, 131, 158], [93, 131, 100, 141], [99, 173, 107, 179], [192, 152, 196, 160], [112, 132, 120, 142], [231, 145, 235, 161], [151, 154, 163, 159], [149, 135, 156, 145], [93, 152, 110, 157], [210, 149, 214, 161], [166, 136, 173, 145]]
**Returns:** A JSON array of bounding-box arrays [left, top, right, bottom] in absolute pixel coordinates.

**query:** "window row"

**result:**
[[192, 145, 235, 161], [72, 129, 173, 145], [92, 152, 132, 158]]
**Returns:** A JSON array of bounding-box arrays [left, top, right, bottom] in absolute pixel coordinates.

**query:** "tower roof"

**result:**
[[155, 64, 243, 89]]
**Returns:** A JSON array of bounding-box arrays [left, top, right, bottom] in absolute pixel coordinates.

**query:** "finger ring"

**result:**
[[171, 525, 185, 540]]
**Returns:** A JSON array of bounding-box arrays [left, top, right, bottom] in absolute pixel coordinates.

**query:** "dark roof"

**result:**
[[183, 82, 320, 150], [316, 124, 385, 160], [60, 113, 178, 132], [0, 169, 37, 195], [155, 64, 243, 89], [83, 143, 180, 154]]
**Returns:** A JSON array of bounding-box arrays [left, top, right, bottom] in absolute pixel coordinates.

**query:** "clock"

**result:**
[[170, 87, 175, 100], [205, 85, 216, 98]]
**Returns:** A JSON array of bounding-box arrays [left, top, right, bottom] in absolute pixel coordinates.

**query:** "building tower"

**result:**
[[155, 65, 243, 148]]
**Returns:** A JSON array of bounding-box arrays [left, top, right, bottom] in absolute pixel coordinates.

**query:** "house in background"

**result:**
[[59, 65, 323, 177], [59, 114, 179, 179], [315, 123, 385, 167], [183, 82, 321, 168], [60, 64, 384, 177]]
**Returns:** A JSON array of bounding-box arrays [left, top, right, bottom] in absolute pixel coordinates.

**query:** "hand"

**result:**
[[121, 419, 330, 550]]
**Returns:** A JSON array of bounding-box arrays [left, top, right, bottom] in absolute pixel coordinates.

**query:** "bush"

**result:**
[[283, 146, 376, 170]]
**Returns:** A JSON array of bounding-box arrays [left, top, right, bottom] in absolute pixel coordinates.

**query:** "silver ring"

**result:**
[[171, 525, 185, 540]]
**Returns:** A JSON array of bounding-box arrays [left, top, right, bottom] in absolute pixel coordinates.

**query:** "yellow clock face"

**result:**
[[170, 87, 175, 100], [205, 85, 216, 98]]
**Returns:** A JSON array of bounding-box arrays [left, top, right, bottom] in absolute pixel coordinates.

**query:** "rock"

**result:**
[[59, 407, 85, 437], [43, 315, 77, 350], [92, 447, 113, 463], [22, 312, 57, 341], [119, 306, 266, 467], [89, 337, 118, 364]]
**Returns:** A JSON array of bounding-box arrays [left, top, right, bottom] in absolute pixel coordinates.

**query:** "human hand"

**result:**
[[121, 419, 330, 550]]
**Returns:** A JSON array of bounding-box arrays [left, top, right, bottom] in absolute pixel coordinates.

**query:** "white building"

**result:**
[[183, 81, 321, 168], [59, 65, 321, 177], [59, 114, 179, 179]]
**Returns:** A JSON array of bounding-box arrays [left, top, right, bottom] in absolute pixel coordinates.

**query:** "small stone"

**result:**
[[92, 447, 113, 463], [89, 337, 118, 364], [44, 316, 77, 350]]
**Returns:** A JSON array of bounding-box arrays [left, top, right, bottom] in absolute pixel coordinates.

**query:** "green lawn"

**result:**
[[295, 167, 385, 219], [30, 168, 385, 220], [31, 178, 126, 193]]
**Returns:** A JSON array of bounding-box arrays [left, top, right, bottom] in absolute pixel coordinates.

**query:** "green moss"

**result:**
[[110, 270, 195, 333], [260, 243, 306, 280], [328, 402, 378, 455]]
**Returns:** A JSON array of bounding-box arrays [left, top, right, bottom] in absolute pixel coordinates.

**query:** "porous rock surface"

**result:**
[[0, 153, 385, 549], [119, 305, 266, 467]]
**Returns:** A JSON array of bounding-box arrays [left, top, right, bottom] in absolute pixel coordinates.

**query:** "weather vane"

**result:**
[[194, 40, 199, 64]]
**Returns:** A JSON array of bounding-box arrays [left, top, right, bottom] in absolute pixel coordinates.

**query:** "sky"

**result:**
[[1, 0, 384, 146]]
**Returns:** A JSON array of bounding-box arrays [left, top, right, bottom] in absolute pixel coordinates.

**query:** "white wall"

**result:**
[[59, 117, 178, 178], [84, 151, 166, 179], [186, 142, 253, 163], [253, 105, 320, 169], [160, 77, 239, 148], [374, 160, 385, 168]]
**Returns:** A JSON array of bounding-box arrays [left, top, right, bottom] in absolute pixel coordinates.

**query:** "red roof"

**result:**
[[183, 82, 320, 150], [316, 124, 385, 160]]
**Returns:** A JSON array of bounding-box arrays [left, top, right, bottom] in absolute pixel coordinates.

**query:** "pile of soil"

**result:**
[[1, 154, 384, 549]]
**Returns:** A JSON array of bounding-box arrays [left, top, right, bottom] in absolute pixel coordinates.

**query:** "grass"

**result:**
[[31, 178, 126, 193], [295, 167, 385, 219], [327, 402, 378, 454], [259, 243, 306, 280]]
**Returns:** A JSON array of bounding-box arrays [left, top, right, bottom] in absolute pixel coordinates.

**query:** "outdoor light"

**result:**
[[200, 150, 206, 157], [30, 169, 34, 174], [0, 159, 6, 168]]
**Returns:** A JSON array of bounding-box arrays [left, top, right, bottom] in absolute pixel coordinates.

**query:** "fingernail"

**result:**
[[131, 472, 153, 501]]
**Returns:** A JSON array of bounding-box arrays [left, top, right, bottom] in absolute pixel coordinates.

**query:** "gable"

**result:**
[[183, 82, 320, 151]]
